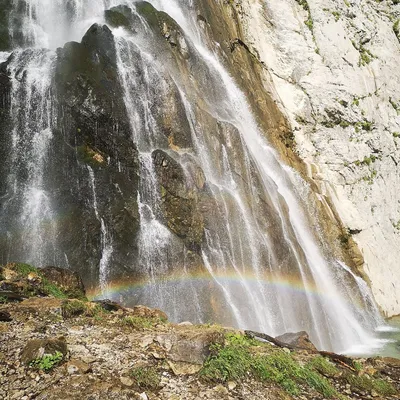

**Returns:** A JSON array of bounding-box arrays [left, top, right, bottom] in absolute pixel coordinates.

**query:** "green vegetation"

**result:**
[[76, 145, 105, 167], [200, 333, 338, 397], [354, 155, 377, 167], [359, 46, 374, 66], [295, 0, 314, 32], [393, 132, 400, 138], [344, 372, 396, 396], [62, 299, 105, 319], [12, 263, 38, 277], [306, 356, 339, 377], [29, 351, 64, 372], [62, 299, 87, 318], [0, 295, 7, 304], [394, 19, 400, 41], [122, 315, 162, 329], [389, 97, 399, 113], [130, 366, 160, 390]]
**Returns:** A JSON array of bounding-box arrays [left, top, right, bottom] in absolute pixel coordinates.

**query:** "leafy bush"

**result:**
[[29, 351, 64, 372]]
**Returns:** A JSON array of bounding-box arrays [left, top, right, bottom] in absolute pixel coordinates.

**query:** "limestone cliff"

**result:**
[[228, 0, 400, 317]]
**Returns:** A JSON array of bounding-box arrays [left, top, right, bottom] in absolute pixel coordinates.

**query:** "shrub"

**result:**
[[29, 351, 64, 372]]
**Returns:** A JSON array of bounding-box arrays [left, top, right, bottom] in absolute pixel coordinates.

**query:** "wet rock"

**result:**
[[53, 23, 140, 284], [104, 5, 137, 32], [21, 337, 68, 365], [0, 0, 12, 51], [275, 331, 317, 351], [40, 266, 86, 300], [92, 299, 123, 312], [135, 1, 189, 57], [152, 149, 206, 248]]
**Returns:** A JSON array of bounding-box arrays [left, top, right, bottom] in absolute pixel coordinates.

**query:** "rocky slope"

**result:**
[[1, 263, 400, 400], [233, 0, 400, 317]]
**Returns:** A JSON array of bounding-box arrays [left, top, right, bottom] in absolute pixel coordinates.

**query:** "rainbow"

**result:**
[[87, 269, 366, 310]]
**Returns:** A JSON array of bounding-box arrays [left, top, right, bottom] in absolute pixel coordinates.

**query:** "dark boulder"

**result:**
[[0, 310, 12, 322]]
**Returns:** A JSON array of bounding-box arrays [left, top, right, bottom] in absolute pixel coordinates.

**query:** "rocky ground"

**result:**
[[1, 263, 400, 400]]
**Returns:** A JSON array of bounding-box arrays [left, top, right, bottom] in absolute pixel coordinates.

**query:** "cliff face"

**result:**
[[0, 0, 390, 349], [232, 0, 400, 317]]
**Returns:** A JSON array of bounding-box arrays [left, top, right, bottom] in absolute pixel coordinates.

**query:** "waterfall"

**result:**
[[0, 0, 386, 353]]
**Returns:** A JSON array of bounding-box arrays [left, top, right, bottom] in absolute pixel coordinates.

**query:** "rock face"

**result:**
[[53, 23, 140, 285], [235, 0, 400, 316], [40, 266, 86, 299]]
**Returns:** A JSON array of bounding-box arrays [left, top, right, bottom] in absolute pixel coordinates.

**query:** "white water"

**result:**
[[0, 0, 388, 352]]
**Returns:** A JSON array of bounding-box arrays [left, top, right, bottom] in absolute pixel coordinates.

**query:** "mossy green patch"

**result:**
[[344, 372, 396, 396], [200, 333, 338, 397]]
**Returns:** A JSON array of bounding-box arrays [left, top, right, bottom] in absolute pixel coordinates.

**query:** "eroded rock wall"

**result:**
[[234, 0, 400, 316]]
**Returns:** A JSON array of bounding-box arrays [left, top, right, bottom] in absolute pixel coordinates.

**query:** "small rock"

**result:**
[[275, 331, 317, 351], [0, 310, 12, 322], [120, 376, 134, 387], [227, 381, 237, 391], [66, 359, 91, 375], [178, 321, 193, 326], [138, 393, 148, 400], [214, 384, 228, 395]]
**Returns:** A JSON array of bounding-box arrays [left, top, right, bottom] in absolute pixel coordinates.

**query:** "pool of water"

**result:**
[[374, 317, 400, 359], [345, 317, 400, 359]]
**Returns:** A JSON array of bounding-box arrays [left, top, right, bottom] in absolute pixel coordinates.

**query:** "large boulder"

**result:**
[[21, 337, 68, 365]]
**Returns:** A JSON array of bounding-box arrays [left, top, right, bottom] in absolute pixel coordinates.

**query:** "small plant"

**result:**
[[130, 366, 160, 390], [359, 47, 374, 66], [0, 295, 7, 304], [29, 351, 64, 372]]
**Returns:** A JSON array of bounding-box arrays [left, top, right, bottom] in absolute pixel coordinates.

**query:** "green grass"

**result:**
[[200, 333, 338, 397], [307, 356, 339, 377], [122, 315, 159, 329], [130, 366, 160, 390], [344, 372, 396, 396], [12, 263, 38, 277], [0, 295, 7, 304]]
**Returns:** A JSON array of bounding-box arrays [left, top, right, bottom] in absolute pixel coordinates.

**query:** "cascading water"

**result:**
[[0, 0, 388, 352]]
